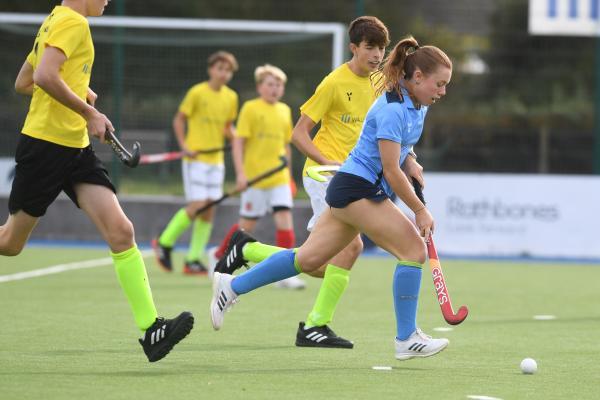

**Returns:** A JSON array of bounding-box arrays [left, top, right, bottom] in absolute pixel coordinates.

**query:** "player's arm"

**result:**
[[223, 121, 235, 141], [291, 114, 339, 165], [232, 135, 247, 190], [172, 111, 195, 156], [14, 60, 34, 95], [34, 46, 112, 140], [401, 150, 424, 188], [379, 139, 433, 238]]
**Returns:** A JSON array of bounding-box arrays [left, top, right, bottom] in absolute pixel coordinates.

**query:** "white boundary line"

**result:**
[[0, 250, 152, 283]]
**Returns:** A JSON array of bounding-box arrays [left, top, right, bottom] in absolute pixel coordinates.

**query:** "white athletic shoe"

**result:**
[[206, 246, 219, 280], [394, 328, 449, 360], [275, 276, 306, 290], [210, 272, 238, 330]]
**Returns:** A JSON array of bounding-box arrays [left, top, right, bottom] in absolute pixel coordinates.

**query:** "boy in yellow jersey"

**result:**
[[215, 17, 424, 347], [152, 51, 238, 275], [215, 64, 305, 289], [1, 0, 193, 362]]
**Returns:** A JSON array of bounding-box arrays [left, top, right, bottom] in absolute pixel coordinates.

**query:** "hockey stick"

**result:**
[[305, 165, 340, 182], [105, 130, 141, 168], [194, 155, 288, 216], [139, 144, 232, 165], [412, 178, 469, 325]]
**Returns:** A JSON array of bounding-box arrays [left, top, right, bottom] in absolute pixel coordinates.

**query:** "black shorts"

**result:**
[[325, 171, 389, 209], [8, 134, 116, 217]]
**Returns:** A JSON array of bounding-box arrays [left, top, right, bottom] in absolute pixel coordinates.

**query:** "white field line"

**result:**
[[0, 249, 152, 283]]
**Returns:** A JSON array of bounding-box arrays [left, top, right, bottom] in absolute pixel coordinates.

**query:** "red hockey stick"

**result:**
[[412, 179, 469, 325]]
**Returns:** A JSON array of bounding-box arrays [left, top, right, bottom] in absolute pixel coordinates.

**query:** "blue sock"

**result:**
[[231, 249, 299, 295], [393, 263, 422, 340]]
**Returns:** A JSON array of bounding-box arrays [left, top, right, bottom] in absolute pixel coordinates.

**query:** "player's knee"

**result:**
[[345, 238, 364, 261], [406, 246, 427, 265], [107, 218, 135, 248]]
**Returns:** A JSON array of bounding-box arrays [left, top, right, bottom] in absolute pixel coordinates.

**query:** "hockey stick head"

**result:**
[[105, 130, 141, 168], [306, 165, 340, 182]]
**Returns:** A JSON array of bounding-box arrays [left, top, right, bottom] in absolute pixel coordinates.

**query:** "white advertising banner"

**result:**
[[407, 173, 600, 260], [529, 0, 600, 36], [0, 158, 15, 196]]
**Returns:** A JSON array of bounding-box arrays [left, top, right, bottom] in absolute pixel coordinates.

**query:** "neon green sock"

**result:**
[[186, 219, 212, 262], [305, 264, 350, 328], [112, 246, 158, 331], [243, 241, 284, 263], [159, 208, 191, 247]]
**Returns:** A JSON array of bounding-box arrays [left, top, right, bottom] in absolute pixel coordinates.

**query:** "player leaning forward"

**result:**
[[215, 16, 423, 348], [211, 35, 453, 360], [0, 0, 193, 362]]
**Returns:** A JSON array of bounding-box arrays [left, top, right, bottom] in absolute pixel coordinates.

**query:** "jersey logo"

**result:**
[[82, 64, 90, 74], [346, 92, 352, 101]]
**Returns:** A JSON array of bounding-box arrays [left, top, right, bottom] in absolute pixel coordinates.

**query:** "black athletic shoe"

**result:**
[[183, 260, 208, 275], [151, 238, 173, 272], [139, 311, 194, 362], [295, 322, 354, 349], [215, 230, 256, 274]]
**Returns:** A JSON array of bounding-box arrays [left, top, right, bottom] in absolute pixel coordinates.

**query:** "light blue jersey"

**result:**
[[339, 87, 428, 197]]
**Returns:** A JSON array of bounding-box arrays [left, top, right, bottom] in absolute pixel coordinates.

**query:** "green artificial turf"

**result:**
[[1, 247, 598, 400]]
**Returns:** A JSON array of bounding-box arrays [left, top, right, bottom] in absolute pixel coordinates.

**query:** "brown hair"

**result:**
[[348, 16, 390, 47], [373, 35, 452, 96], [207, 51, 239, 72]]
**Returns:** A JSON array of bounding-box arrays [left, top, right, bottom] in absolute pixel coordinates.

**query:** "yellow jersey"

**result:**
[[22, 6, 94, 148], [236, 98, 292, 189], [300, 63, 376, 175], [179, 82, 238, 164]]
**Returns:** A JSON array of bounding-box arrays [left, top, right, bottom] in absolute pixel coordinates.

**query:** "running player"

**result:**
[[211, 35, 452, 361], [152, 51, 238, 275], [1, 0, 194, 362], [216, 16, 422, 347], [216, 64, 304, 289]]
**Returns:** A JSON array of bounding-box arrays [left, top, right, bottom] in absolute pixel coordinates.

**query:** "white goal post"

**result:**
[[0, 13, 347, 70]]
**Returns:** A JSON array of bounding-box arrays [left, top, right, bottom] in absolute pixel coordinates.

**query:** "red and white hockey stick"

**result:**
[[139, 144, 231, 165], [412, 179, 469, 325]]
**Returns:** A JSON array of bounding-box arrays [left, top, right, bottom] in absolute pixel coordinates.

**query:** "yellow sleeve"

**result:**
[[300, 77, 334, 124], [236, 102, 253, 139], [178, 87, 197, 117], [45, 16, 86, 58], [26, 50, 35, 66]]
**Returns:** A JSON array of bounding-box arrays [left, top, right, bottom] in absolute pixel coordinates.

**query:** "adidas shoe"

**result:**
[[394, 328, 449, 360], [275, 276, 306, 290], [215, 230, 256, 274], [139, 311, 194, 362], [183, 260, 208, 275], [151, 238, 173, 272], [295, 322, 353, 349], [210, 272, 238, 330]]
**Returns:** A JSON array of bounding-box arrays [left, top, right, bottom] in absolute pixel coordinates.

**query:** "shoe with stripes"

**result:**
[[215, 230, 256, 275], [210, 272, 238, 330], [394, 328, 449, 360], [295, 322, 354, 349], [139, 311, 195, 362]]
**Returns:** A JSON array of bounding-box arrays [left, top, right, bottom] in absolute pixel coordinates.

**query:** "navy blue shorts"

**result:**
[[325, 171, 389, 209], [9, 134, 116, 217]]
